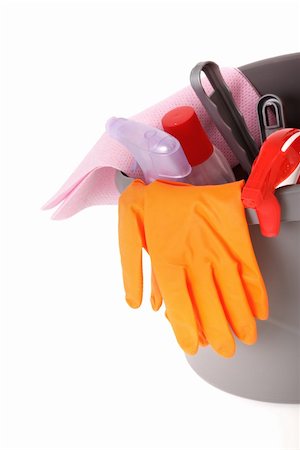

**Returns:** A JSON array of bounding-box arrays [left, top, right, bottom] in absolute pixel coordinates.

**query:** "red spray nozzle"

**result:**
[[242, 128, 300, 237]]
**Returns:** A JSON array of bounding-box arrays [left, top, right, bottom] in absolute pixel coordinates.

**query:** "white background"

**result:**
[[1, 0, 300, 449]]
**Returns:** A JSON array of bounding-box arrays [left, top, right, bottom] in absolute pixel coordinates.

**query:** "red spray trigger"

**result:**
[[242, 128, 300, 237]]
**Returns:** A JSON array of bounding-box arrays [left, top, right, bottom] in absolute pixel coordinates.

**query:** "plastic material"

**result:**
[[183, 152, 235, 185], [106, 117, 191, 184], [257, 94, 285, 142], [190, 61, 259, 174], [162, 106, 235, 185], [162, 106, 213, 165], [242, 128, 300, 237], [239, 53, 300, 129]]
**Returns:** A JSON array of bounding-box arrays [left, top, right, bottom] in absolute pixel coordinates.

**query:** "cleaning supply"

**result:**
[[190, 61, 260, 174], [162, 106, 235, 185], [257, 94, 285, 143], [105, 117, 191, 184], [42, 54, 300, 219], [118, 179, 268, 357], [42, 64, 262, 219], [242, 128, 300, 237]]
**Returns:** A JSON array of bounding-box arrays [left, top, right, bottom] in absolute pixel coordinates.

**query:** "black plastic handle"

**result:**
[[190, 61, 259, 174]]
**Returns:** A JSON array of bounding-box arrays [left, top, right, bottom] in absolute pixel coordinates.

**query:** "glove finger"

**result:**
[[213, 262, 257, 345], [239, 257, 269, 320], [155, 263, 199, 355], [164, 310, 208, 347], [118, 180, 146, 308], [189, 263, 236, 358], [228, 211, 269, 320], [150, 267, 163, 311]]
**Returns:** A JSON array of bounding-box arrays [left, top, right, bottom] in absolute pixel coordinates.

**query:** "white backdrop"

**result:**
[[1, 0, 300, 449]]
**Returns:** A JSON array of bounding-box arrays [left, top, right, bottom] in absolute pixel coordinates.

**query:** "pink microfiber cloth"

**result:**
[[42, 67, 261, 219]]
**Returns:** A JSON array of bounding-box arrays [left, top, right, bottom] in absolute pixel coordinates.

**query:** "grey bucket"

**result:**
[[116, 171, 300, 404]]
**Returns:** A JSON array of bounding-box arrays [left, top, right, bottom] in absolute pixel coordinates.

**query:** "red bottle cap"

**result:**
[[162, 106, 213, 167]]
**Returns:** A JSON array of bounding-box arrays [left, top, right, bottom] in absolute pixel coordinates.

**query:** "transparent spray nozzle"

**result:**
[[106, 117, 191, 183]]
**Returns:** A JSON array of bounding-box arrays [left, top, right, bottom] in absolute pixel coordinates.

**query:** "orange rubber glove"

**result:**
[[118, 179, 268, 357]]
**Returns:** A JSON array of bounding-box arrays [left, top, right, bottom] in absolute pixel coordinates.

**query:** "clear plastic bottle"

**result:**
[[162, 106, 235, 185]]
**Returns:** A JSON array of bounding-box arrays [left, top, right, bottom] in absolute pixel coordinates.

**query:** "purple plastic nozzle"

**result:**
[[105, 117, 192, 183]]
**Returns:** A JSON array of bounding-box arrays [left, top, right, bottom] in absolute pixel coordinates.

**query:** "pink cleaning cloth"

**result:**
[[42, 67, 261, 219]]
